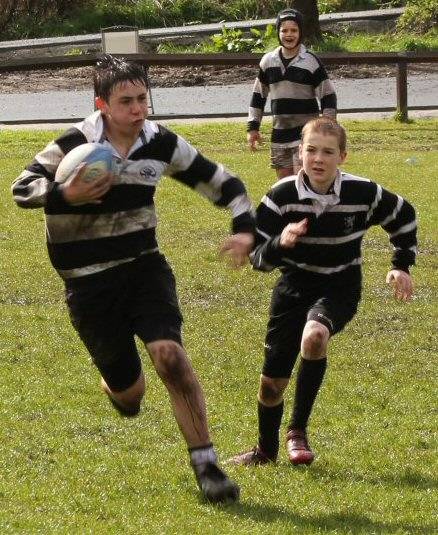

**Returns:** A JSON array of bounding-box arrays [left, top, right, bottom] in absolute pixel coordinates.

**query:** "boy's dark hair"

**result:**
[[94, 54, 148, 101], [276, 8, 304, 42], [301, 117, 347, 153]]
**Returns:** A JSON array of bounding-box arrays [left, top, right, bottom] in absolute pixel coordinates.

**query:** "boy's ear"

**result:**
[[95, 97, 107, 112], [339, 151, 347, 164]]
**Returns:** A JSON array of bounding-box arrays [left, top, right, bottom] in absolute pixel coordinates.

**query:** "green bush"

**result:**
[[397, 0, 438, 32], [209, 24, 276, 53]]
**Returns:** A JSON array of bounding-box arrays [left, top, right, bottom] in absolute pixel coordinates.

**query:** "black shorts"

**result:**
[[65, 253, 183, 392], [263, 274, 361, 379]]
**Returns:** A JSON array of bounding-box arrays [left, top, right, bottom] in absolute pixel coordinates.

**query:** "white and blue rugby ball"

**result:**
[[55, 143, 113, 183]]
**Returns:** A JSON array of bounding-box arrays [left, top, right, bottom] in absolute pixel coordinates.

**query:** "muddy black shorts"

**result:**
[[263, 274, 361, 379], [65, 253, 183, 392]]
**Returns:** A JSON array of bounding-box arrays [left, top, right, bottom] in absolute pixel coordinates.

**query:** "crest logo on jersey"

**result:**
[[344, 215, 355, 234], [140, 166, 157, 179]]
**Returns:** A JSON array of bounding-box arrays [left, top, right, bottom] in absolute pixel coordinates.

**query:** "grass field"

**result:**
[[0, 119, 437, 534]]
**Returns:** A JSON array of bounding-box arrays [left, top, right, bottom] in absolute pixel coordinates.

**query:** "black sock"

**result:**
[[289, 357, 327, 432], [258, 400, 284, 460]]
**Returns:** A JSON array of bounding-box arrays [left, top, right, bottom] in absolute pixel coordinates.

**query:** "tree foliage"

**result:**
[[0, 0, 87, 37], [397, 0, 437, 33]]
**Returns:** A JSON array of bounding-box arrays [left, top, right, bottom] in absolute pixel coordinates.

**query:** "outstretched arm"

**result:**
[[367, 185, 417, 288], [166, 129, 255, 265], [220, 232, 255, 268]]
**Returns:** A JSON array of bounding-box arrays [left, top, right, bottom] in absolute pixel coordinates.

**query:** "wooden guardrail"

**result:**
[[1, 51, 437, 122]]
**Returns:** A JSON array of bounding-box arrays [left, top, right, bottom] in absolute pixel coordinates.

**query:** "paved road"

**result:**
[[1, 73, 437, 124]]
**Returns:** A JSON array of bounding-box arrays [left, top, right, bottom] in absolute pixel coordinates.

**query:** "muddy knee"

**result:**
[[258, 375, 289, 406], [149, 341, 192, 386], [301, 321, 329, 359]]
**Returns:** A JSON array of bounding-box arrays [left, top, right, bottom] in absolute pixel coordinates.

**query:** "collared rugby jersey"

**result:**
[[251, 170, 417, 282], [12, 111, 255, 280], [248, 45, 337, 148]]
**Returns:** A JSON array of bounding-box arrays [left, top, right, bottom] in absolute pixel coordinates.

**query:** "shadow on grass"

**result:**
[[310, 464, 438, 491], [220, 501, 432, 534]]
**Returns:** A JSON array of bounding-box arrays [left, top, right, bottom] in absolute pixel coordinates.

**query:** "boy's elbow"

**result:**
[[11, 186, 40, 209]]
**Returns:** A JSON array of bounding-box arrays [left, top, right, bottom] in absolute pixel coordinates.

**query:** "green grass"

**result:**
[[157, 29, 438, 54], [312, 29, 438, 52], [0, 119, 437, 534]]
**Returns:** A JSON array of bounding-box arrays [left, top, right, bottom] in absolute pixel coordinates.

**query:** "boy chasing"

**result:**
[[231, 117, 416, 466]]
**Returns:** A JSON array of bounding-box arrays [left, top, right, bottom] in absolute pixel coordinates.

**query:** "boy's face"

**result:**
[[299, 131, 346, 192], [279, 20, 300, 54], [96, 80, 148, 136]]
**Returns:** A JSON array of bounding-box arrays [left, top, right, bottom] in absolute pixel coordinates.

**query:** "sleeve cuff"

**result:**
[[247, 121, 260, 132], [231, 212, 256, 235], [391, 264, 410, 274]]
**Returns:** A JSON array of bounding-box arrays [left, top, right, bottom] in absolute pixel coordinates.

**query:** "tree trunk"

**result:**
[[290, 0, 322, 43]]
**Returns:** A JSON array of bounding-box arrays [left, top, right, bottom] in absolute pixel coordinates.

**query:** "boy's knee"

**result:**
[[259, 375, 288, 406], [301, 321, 329, 359], [148, 341, 191, 385]]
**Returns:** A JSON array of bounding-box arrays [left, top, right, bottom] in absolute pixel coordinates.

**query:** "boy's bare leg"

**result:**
[[146, 339, 239, 502], [101, 372, 145, 415], [146, 339, 210, 447]]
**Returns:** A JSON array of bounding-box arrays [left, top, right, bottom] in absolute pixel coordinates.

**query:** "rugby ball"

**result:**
[[55, 143, 113, 184]]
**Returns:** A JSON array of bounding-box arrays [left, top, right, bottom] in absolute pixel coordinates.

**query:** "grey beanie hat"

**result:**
[[276, 8, 304, 43]]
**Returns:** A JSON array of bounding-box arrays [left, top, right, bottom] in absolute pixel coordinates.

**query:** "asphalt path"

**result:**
[[1, 72, 437, 124]]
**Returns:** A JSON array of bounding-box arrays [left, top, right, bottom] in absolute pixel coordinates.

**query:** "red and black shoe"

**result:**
[[227, 446, 276, 466], [286, 429, 315, 465]]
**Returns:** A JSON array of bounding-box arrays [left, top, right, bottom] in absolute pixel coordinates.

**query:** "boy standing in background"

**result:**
[[247, 8, 337, 179]]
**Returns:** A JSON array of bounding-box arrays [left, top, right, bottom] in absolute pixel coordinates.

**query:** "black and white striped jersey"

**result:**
[[248, 45, 337, 148], [12, 111, 255, 281], [251, 170, 417, 283]]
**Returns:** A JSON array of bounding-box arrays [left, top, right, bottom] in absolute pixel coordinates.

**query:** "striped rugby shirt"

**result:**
[[251, 170, 417, 281], [12, 111, 255, 281], [248, 45, 337, 148]]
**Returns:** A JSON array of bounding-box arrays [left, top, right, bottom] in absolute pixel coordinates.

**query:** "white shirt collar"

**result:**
[[76, 111, 160, 154], [296, 169, 342, 215], [274, 44, 307, 65]]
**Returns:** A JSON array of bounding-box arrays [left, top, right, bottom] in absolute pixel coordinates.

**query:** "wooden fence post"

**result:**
[[396, 58, 408, 122]]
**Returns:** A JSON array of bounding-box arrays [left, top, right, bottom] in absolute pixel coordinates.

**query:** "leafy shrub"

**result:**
[[312, 29, 437, 52], [397, 0, 438, 32], [209, 24, 277, 53]]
